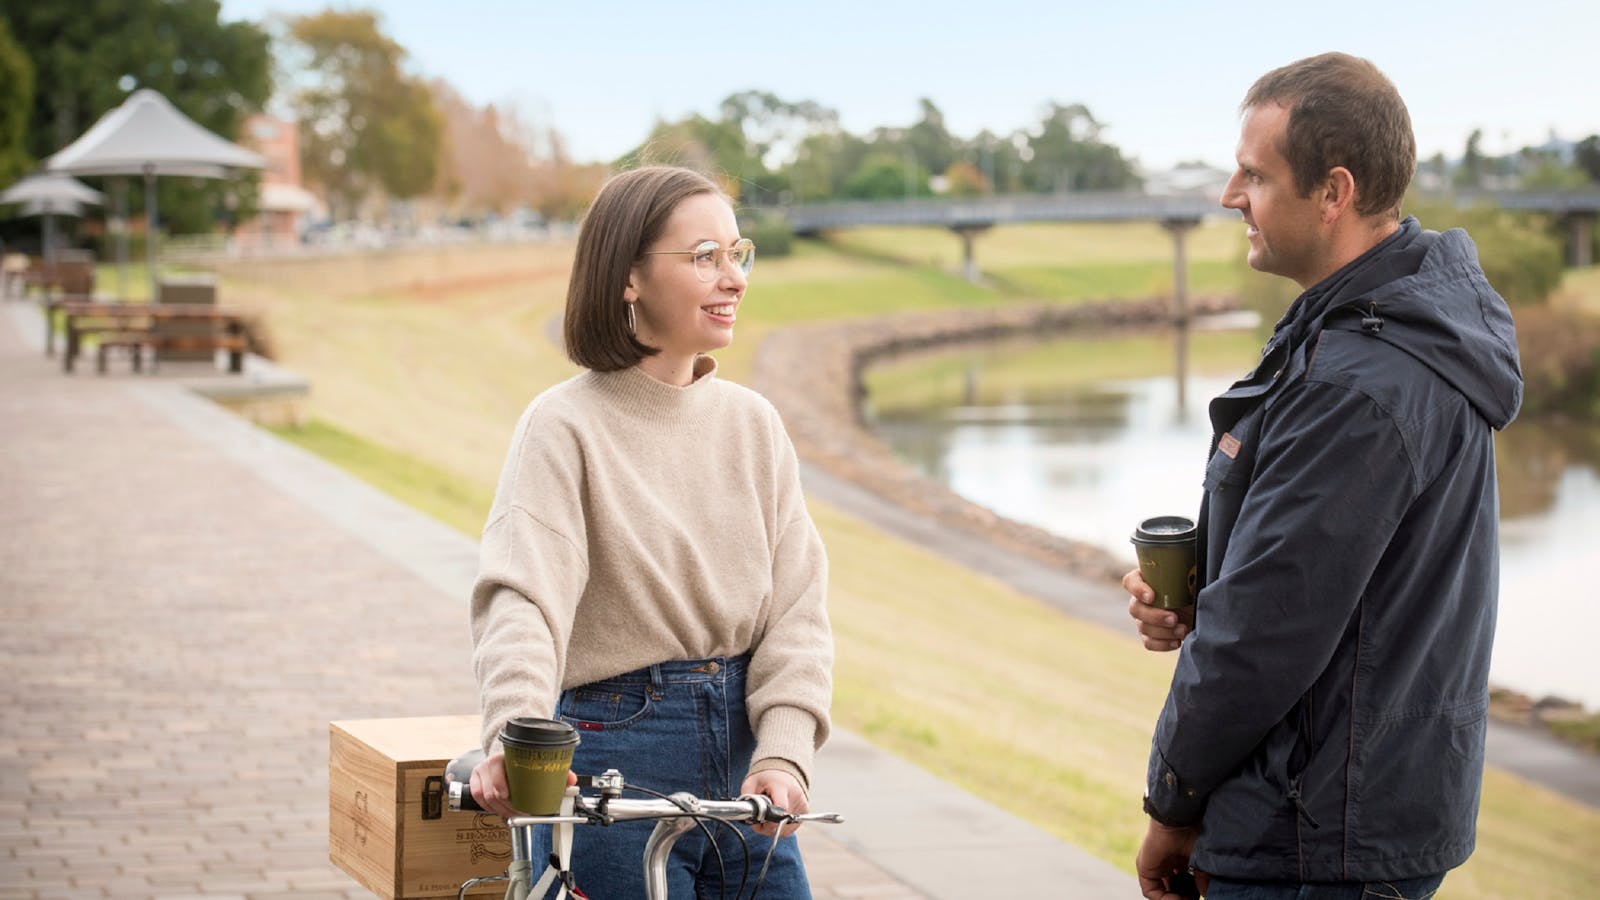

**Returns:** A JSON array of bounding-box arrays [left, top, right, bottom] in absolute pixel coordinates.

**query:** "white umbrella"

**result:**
[[0, 173, 105, 268], [45, 88, 264, 298]]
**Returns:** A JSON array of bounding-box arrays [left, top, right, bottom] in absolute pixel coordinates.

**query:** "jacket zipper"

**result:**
[[1287, 776, 1322, 830], [1287, 690, 1320, 831]]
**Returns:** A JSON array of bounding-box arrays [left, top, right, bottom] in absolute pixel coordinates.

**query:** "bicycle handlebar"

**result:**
[[447, 779, 842, 827]]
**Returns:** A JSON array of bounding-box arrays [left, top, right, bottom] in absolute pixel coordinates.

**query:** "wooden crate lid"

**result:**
[[331, 715, 482, 763]]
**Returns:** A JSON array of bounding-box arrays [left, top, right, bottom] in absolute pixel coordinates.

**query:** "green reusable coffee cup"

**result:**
[[1131, 515, 1198, 610], [500, 717, 579, 815]]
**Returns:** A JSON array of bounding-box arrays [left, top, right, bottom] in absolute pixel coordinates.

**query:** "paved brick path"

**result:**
[[0, 306, 927, 899]]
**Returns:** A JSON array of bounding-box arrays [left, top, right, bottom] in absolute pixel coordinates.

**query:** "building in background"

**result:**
[[234, 114, 322, 250], [1140, 161, 1231, 197]]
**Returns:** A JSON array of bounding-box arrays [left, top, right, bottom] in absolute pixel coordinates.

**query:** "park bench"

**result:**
[[53, 300, 249, 374], [94, 328, 248, 374]]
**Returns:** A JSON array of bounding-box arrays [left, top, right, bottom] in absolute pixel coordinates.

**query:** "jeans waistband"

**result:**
[[584, 654, 751, 688]]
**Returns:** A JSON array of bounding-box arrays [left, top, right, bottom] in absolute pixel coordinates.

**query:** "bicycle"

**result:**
[[443, 749, 844, 900]]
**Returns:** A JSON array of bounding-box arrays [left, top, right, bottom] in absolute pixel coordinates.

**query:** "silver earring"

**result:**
[[626, 303, 637, 335]]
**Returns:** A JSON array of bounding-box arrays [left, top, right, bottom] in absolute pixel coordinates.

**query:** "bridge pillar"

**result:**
[[1565, 212, 1596, 268], [950, 223, 993, 283], [1162, 218, 1201, 410]]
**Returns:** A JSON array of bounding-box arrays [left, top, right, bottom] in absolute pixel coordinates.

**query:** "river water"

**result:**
[[868, 332, 1600, 710]]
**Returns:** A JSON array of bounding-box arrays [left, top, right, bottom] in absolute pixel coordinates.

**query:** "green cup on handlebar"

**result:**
[[500, 716, 580, 815]]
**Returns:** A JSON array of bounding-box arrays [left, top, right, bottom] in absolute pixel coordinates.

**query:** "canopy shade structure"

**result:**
[[46, 89, 265, 176], [0, 173, 105, 266], [20, 198, 87, 217], [0, 173, 106, 207], [45, 88, 265, 297]]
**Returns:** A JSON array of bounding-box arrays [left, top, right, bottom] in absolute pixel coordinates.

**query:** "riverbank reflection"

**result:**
[[868, 337, 1600, 709]]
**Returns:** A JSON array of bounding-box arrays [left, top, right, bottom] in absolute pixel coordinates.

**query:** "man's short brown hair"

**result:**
[[564, 166, 725, 371], [1244, 52, 1416, 218]]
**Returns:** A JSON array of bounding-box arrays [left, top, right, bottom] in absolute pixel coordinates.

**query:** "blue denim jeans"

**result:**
[[1203, 873, 1445, 899], [527, 654, 809, 899]]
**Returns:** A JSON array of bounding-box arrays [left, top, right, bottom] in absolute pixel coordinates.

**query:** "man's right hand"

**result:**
[[1124, 568, 1194, 652]]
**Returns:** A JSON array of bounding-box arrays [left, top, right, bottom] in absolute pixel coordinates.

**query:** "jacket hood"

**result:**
[[1293, 217, 1524, 430]]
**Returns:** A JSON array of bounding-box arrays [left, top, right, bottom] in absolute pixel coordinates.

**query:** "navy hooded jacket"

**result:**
[[1144, 217, 1524, 881]]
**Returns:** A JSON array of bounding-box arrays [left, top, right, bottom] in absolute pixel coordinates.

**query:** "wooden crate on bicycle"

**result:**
[[329, 715, 506, 899]]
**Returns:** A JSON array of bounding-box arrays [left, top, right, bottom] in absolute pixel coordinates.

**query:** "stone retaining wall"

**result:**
[[753, 295, 1239, 585]]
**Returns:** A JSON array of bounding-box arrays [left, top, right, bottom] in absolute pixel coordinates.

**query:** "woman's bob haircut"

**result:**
[[563, 165, 728, 371]]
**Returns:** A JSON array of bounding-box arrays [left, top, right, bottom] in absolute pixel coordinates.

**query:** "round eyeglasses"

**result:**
[[642, 238, 756, 282]]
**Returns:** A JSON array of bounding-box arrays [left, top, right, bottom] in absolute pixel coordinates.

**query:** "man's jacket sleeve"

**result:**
[[1146, 378, 1417, 825]]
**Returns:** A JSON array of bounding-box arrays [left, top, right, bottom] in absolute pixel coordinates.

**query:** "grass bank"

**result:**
[[221, 224, 1600, 897]]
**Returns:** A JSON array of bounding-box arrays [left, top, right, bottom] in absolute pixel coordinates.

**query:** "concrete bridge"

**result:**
[[774, 192, 1226, 286], [764, 187, 1600, 287], [1453, 189, 1600, 267]]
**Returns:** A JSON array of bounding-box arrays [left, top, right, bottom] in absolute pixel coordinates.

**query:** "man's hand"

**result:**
[[1124, 568, 1194, 652], [1136, 817, 1206, 899], [741, 769, 808, 837]]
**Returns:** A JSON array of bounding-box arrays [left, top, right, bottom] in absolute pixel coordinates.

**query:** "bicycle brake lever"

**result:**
[[793, 812, 844, 824]]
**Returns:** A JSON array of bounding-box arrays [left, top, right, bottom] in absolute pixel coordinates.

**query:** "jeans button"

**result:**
[[705, 661, 720, 674]]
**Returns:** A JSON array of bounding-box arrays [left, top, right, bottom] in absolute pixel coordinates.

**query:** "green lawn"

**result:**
[[224, 225, 1600, 898], [267, 418, 494, 536]]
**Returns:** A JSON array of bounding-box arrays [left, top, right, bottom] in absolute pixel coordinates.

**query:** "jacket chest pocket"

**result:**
[[1203, 407, 1263, 496]]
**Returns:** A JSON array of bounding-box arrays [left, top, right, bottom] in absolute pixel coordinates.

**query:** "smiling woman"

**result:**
[[467, 165, 834, 899]]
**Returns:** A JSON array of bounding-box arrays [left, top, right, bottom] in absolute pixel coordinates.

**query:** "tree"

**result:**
[[0, 18, 32, 186], [719, 90, 839, 169], [428, 81, 603, 222], [942, 160, 991, 197], [842, 151, 932, 200], [1455, 129, 1485, 188], [1575, 135, 1600, 184], [905, 98, 958, 179], [0, 0, 271, 233], [716, 90, 838, 204], [618, 115, 759, 199], [787, 130, 868, 203], [1023, 102, 1139, 192], [284, 9, 442, 218], [430, 82, 530, 214], [1519, 160, 1593, 189]]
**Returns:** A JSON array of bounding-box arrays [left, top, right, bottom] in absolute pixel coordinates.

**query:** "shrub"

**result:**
[[739, 211, 793, 258], [1406, 198, 1565, 306], [1510, 305, 1600, 418]]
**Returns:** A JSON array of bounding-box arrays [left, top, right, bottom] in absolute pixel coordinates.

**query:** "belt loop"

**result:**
[[648, 662, 663, 695]]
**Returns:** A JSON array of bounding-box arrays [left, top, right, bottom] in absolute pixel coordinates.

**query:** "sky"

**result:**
[[219, 0, 1600, 174]]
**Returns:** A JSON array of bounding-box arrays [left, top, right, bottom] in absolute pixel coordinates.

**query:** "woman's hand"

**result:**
[[469, 751, 521, 820], [740, 769, 808, 837], [470, 750, 576, 820]]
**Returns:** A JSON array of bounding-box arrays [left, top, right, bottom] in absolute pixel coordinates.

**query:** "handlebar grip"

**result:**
[[448, 779, 484, 813], [761, 802, 790, 823]]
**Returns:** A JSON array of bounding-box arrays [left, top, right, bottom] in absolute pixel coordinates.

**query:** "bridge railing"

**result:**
[[761, 188, 1600, 233]]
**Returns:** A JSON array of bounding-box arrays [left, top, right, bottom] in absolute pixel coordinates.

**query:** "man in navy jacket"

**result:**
[[1126, 53, 1523, 900]]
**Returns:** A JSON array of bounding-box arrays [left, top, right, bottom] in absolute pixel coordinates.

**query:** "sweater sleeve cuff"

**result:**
[[748, 757, 809, 794], [1145, 744, 1207, 827], [751, 706, 820, 788]]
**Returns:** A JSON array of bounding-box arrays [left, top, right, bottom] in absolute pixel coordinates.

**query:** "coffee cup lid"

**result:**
[[1131, 515, 1196, 545], [501, 716, 580, 750]]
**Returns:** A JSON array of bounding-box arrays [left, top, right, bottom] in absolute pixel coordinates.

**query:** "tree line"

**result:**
[[0, 3, 1146, 234], [619, 93, 1142, 206], [2, 1, 1597, 238]]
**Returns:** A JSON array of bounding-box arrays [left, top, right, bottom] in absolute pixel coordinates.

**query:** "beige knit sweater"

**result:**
[[470, 357, 833, 786]]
